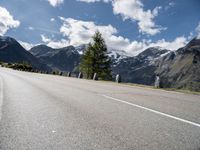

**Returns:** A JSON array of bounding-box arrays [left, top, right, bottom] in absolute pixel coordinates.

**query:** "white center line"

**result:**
[[102, 95, 200, 128]]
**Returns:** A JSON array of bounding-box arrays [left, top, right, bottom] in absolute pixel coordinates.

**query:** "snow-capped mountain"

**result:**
[[1, 35, 200, 91], [108, 49, 129, 66], [112, 47, 170, 85]]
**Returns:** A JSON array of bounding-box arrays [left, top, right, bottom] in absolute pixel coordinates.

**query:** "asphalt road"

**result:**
[[0, 67, 200, 150]]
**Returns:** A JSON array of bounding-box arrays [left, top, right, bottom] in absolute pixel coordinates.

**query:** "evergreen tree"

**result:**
[[79, 43, 93, 79], [79, 31, 112, 80]]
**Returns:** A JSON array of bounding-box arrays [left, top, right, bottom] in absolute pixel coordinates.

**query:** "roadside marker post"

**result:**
[[115, 74, 121, 83], [93, 73, 98, 80], [59, 72, 63, 76], [155, 76, 160, 88], [78, 72, 83, 79], [67, 72, 71, 77]]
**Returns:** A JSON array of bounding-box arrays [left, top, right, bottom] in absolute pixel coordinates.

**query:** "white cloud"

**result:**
[[47, 0, 64, 7], [148, 36, 187, 51], [41, 34, 51, 43], [60, 17, 118, 46], [28, 26, 34, 30], [48, 39, 69, 48], [196, 22, 200, 39], [41, 34, 69, 48], [19, 41, 34, 50], [112, 0, 166, 36], [59, 17, 186, 56], [50, 18, 55, 22], [77, 0, 110, 3], [76, 0, 165, 36], [165, 2, 175, 10], [188, 32, 194, 40], [0, 6, 20, 35], [106, 36, 187, 55]]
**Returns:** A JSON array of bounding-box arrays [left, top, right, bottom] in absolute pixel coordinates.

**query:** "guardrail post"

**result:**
[[155, 75, 160, 88], [78, 72, 83, 79], [93, 73, 98, 80], [115, 74, 121, 83], [67, 72, 71, 77]]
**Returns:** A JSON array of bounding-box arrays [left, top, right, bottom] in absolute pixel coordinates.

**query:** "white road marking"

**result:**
[[0, 76, 3, 121], [102, 95, 200, 128]]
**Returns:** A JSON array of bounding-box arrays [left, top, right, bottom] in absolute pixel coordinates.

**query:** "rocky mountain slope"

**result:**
[[30, 45, 83, 72], [0, 36, 51, 71], [112, 38, 200, 91], [155, 38, 200, 91], [112, 47, 169, 85]]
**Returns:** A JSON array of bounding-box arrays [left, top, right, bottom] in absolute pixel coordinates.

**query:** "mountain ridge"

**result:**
[[0, 36, 51, 71], [1, 35, 200, 91]]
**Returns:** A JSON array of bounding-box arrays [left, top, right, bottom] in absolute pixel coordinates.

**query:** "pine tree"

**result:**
[[79, 43, 93, 79], [79, 31, 112, 80]]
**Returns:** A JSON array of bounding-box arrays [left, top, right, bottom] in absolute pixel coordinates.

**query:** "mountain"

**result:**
[[108, 49, 129, 66], [155, 38, 200, 91], [112, 47, 170, 85], [113, 38, 200, 91], [30, 44, 129, 72], [30, 44, 130, 71], [29, 45, 55, 57], [3, 36, 200, 91], [30, 45, 84, 72], [0, 36, 51, 71]]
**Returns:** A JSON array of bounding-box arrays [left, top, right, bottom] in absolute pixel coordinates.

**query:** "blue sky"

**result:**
[[0, 0, 200, 55]]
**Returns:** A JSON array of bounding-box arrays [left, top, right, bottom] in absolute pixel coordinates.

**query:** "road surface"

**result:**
[[0, 67, 200, 150]]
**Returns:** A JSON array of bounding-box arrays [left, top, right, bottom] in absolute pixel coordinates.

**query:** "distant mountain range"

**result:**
[[0, 36, 51, 72], [0, 36, 200, 91], [30, 44, 84, 72], [112, 47, 170, 85]]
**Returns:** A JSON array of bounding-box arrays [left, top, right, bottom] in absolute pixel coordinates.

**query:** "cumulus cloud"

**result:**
[[19, 41, 34, 50], [41, 34, 69, 48], [59, 17, 118, 46], [112, 0, 166, 36], [148, 36, 187, 51], [59, 17, 186, 56], [76, 0, 165, 36], [47, 0, 64, 7], [41, 34, 51, 43], [47, 39, 69, 48], [50, 18, 55, 22], [77, 0, 110, 3], [196, 22, 200, 39], [0, 6, 20, 35]]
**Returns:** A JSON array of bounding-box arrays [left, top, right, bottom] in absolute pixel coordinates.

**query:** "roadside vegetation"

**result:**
[[0, 62, 33, 71]]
